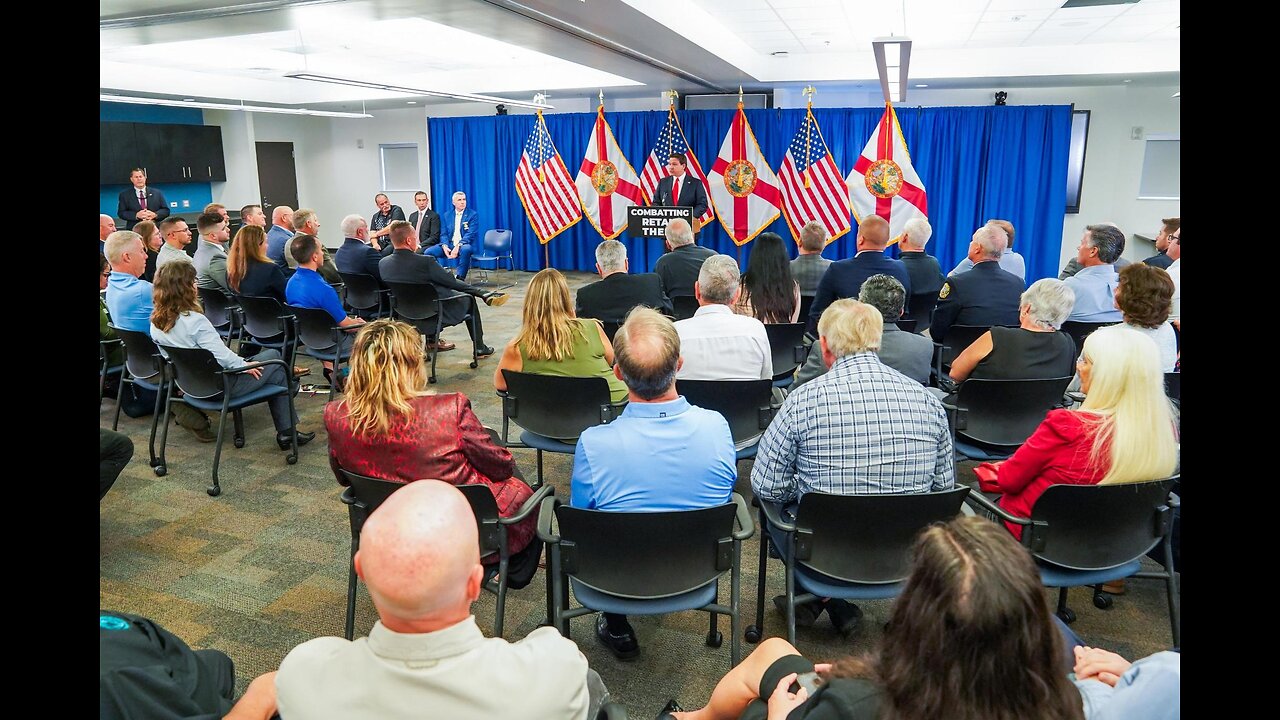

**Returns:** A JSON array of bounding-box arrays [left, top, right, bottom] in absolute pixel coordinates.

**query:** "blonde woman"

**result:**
[[494, 268, 627, 404], [325, 319, 542, 587], [978, 324, 1178, 540]]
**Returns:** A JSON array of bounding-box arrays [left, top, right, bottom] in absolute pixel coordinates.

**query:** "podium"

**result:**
[[626, 205, 696, 238]]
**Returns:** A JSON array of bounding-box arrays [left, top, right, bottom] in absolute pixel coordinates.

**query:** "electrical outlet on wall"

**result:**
[[1131, 126, 1144, 140], [182, 200, 190, 208], [171, 201, 178, 208]]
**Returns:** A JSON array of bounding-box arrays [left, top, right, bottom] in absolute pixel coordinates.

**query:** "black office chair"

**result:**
[[1164, 371, 1180, 404], [965, 477, 1180, 649], [746, 487, 970, 646], [499, 371, 618, 487], [538, 492, 754, 667], [197, 287, 242, 347], [338, 271, 391, 320], [1061, 320, 1119, 363], [893, 318, 918, 333], [904, 291, 939, 333], [932, 323, 995, 382], [798, 295, 815, 325], [290, 305, 359, 393], [235, 294, 298, 367], [598, 319, 623, 344], [111, 325, 176, 476], [676, 379, 775, 460], [385, 281, 480, 384], [671, 295, 699, 321], [764, 322, 807, 389], [100, 335, 124, 402], [157, 343, 299, 497], [941, 376, 1073, 460]]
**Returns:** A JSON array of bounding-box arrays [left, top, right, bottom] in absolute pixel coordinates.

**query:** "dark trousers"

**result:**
[[224, 350, 296, 433], [100, 428, 134, 500]]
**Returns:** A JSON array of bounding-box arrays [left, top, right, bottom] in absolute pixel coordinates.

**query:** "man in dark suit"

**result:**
[[379, 221, 507, 356], [651, 153, 708, 224], [577, 240, 672, 321], [898, 217, 945, 298], [930, 222, 1024, 345], [1143, 217, 1178, 269], [433, 190, 480, 280], [807, 214, 911, 334], [408, 190, 441, 250], [117, 168, 170, 230], [335, 214, 385, 283]]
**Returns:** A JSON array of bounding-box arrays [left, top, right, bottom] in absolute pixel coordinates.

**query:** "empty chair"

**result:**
[[499, 371, 617, 487], [471, 229, 514, 284], [676, 379, 774, 460], [385, 280, 480, 383], [671, 295, 699, 321], [764, 322, 806, 389], [942, 376, 1073, 460], [338, 271, 391, 320], [904, 290, 938, 333]]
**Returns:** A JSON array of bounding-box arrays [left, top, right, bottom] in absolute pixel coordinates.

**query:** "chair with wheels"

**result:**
[[675, 379, 775, 461], [291, 305, 359, 393], [499, 371, 618, 487], [471, 229, 514, 285], [111, 325, 176, 476], [537, 492, 754, 667], [385, 281, 480, 384], [197, 287, 242, 347], [338, 271, 391, 320], [941, 376, 1073, 461], [764, 322, 806, 389]]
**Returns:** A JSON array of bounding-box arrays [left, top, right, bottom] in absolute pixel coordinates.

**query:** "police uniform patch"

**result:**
[[939, 282, 951, 299]]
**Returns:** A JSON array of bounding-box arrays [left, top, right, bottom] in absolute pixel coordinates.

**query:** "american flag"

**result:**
[[639, 106, 714, 226], [778, 108, 850, 245], [514, 112, 582, 244]]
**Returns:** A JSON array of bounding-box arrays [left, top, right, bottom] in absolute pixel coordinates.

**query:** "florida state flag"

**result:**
[[847, 103, 928, 244], [708, 104, 782, 246], [576, 105, 648, 240]]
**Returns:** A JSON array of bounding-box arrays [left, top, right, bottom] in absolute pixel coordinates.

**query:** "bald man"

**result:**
[[261, 481, 605, 719], [100, 214, 117, 252], [807, 215, 912, 334], [265, 206, 296, 268]]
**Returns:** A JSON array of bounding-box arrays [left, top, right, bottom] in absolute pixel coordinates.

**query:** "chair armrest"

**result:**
[[223, 357, 288, 375], [596, 700, 627, 720], [337, 324, 362, 333], [437, 289, 469, 301], [1167, 491, 1180, 510], [339, 486, 357, 507], [758, 498, 796, 533], [730, 492, 755, 540], [940, 401, 966, 432], [504, 484, 555, 525], [535, 494, 561, 543], [963, 490, 1029, 526]]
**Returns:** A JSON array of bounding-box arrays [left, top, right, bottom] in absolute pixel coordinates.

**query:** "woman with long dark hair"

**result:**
[[735, 232, 800, 323]]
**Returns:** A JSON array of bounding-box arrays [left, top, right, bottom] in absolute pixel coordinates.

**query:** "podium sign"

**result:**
[[627, 206, 693, 238]]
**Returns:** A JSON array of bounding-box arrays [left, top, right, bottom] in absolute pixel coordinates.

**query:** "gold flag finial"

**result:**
[[598, 89, 604, 107], [802, 85, 817, 106], [663, 89, 680, 108]]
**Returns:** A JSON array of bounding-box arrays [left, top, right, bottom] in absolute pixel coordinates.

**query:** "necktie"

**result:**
[[139, 192, 147, 211], [415, 210, 424, 238], [672, 177, 680, 205]]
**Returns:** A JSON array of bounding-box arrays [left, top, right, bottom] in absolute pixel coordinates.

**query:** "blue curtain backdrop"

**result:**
[[428, 105, 1070, 283]]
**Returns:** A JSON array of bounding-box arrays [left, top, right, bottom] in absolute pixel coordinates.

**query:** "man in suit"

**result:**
[[898, 217, 945, 298], [807, 214, 911, 334], [369, 193, 406, 248], [117, 168, 170, 230], [335, 214, 386, 283], [408, 190, 441, 251], [431, 191, 479, 280], [930, 222, 1024, 345], [576, 240, 672, 320], [653, 218, 714, 300], [651, 152, 709, 226], [1143, 217, 1178, 269], [379, 220, 507, 356], [193, 211, 232, 294], [791, 221, 832, 298], [266, 206, 295, 268]]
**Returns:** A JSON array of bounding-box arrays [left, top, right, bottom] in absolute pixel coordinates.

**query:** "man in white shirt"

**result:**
[[674, 255, 772, 380]]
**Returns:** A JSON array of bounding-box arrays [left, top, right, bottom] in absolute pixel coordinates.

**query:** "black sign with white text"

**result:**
[[627, 206, 694, 238]]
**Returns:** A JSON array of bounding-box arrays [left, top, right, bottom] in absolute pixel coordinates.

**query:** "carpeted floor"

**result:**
[[100, 268, 1178, 718]]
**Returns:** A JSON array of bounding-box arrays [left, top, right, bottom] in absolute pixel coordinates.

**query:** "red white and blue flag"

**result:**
[[778, 107, 850, 246], [847, 103, 928, 244], [577, 105, 648, 240], [708, 104, 782, 246], [639, 105, 714, 227], [514, 111, 582, 245]]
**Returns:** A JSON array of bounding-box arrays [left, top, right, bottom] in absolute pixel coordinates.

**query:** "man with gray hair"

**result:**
[[791, 221, 832, 298], [930, 222, 1024, 345], [334, 213, 387, 285], [291, 208, 342, 283], [654, 217, 715, 299], [753, 298, 954, 634], [1062, 224, 1125, 323], [570, 307, 736, 659], [673, 255, 772, 380], [898, 217, 945, 298], [950, 219, 1026, 281], [576, 240, 672, 321], [1059, 221, 1131, 279]]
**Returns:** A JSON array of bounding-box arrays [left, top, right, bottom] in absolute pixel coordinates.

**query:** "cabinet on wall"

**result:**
[[99, 121, 226, 184]]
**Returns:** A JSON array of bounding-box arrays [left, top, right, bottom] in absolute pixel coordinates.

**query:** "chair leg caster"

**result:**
[[1093, 592, 1113, 610], [286, 454, 298, 465], [428, 376, 437, 384], [207, 485, 221, 497], [744, 626, 762, 644], [1056, 607, 1077, 624], [153, 466, 167, 477], [705, 630, 723, 648], [470, 361, 478, 369], [233, 437, 245, 449]]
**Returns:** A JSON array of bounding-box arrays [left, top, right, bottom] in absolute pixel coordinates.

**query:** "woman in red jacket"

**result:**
[[978, 324, 1178, 540], [325, 319, 541, 587]]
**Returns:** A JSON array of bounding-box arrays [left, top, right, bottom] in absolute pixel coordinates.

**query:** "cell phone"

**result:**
[[790, 670, 824, 695]]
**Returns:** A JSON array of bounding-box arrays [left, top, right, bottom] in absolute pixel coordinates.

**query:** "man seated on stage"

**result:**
[[790, 221, 831, 299], [654, 218, 715, 299], [431, 191, 479, 280], [571, 308, 736, 660], [576, 239, 672, 321], [674, 255, 772, 381], [369, 193, 406, 248], [408, 190, 441, 251], [379, 220, 508, 356], [652, 152, 709, 220], [807, 214, 911, 334], [335, 214, 385, 284], [286, 233, 366, 384], [266, 206, 295, 268]]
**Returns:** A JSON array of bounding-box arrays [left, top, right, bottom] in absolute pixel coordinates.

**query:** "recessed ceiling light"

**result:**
[[771, 51, 789, 57], [1123, 79, 1131, 83], [915, 84, 928, 88], [182, 98, 195, 102], [407, 101, 417, 104]]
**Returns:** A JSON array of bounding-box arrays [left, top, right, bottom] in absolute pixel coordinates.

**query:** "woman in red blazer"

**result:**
[[978, 325, 1178, 540], [325, 319, 541, 587]]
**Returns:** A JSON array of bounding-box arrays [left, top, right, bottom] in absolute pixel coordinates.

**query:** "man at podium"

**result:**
[[652, 153, 708, 228]]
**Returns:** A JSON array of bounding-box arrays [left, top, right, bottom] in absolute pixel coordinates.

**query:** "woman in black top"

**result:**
[[948, 277, 1076, 383], [227, 225, 288, 301]]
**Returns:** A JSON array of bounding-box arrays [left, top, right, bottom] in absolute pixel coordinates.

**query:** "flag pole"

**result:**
[[545, 243, 549, 269], [802, 85, 816, 189]]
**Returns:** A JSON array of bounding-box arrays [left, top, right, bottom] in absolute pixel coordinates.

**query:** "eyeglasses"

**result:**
[[102, 270, 112, 278]]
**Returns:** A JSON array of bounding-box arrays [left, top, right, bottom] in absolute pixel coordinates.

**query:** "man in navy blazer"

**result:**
[[807, 215, 911, 334], [117, 168, 170, 230], [408, 190, 441, 250], [430, 191, 479, 280], [651, 153, 708, 225]]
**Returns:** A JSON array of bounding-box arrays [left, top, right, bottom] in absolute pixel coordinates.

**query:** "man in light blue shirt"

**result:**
[[1073, 646, 1180, 719], [1063, 224, 1124, 322], [948, 218, 1026, 281], [570, 307, 736, 660], [285, 233, 366, 381]]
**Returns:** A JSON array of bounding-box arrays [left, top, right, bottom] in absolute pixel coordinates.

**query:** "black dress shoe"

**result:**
[[475, 345, 496, 359], [826, 598, 863, 637], [656, 698, 684, 720], [277, 430, 316, 450], [595, 614, 639, 660]]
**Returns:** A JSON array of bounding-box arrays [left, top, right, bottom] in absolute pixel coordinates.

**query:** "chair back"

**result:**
[[338, 272, 388, 316], [236, 295, 296, 342], [197, 287, 238, 332], [671, 295, 699, 321], [483, 229, 513, 253], [905, 291, 938, 333], [1061, 320, 1119, 363], [1027, 477, 1177, 571], [290, 304, 343, 353], [1164, 372, 1180, 402], [599, 319, 622, 344], [456, 484, 503, 557], [676, 379, 774, 446], [792, 487, 971, 583], [798, 295, 815, 325], [501, 371, 615, 440], [894, 318, 918, 333], [113, 325, 166, 381], [156, 344, 227, 399], [336, 468, 406, 535], [953, 376, 1073, 447], [764, 323, 807, 380], [385, 281, 442, 322], [555, 501, 738, 599], [938, 324, 993, 368]]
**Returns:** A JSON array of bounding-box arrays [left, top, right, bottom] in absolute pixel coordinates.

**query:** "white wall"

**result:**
[[202, 109, 260, 210]]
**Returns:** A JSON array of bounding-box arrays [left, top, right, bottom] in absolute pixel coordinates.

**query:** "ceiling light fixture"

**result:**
[[99, 94, 373, 118], [872, 36, 912, 104], [285, 73, 554, 110]]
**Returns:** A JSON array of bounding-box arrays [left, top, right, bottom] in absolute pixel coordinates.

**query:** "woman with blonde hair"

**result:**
[[135, 220, 162, 282], [326, 319, 542, 587], [494, 268, 627, 404], [227, 224, 288, 301], [978, 324, 1178, 540]]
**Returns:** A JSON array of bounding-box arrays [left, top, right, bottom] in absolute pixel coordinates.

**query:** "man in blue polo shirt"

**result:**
[[570, 307, 736, 661], [286, 233, 367, 386], [1063, 224, 1125, 323]]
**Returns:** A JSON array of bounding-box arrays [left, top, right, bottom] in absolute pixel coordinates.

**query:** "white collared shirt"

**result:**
[[674, 304, 773, 380], [452, 212, 463, 246]]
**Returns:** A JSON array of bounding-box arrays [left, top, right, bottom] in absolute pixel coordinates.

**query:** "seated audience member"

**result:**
[[948, 278, 1077, 385], [193, 211, 233, 294], [950, 218, 1026, 280], [227, 225, 288, 302], [291, 209, 342, 283], [1060, 222, 1132, 279], [977, 325, 1178, 541], [134, 220, 161, 283], [430, 191, 479, 280], [1165, 229, 1180, 325], [1074, 646, 1181, 720], [654, 217, 715, 298], [204, 202, 230, 223], [99, 428, 133, 500], [334, 214, 384, 283], [790, 221, 832, 298], [495, 268, 627, 405], [752, 298, 954, 633], [571, 308, 736, 659], [286, 232, 367, 381], [240, 203, 267, 229], [794, 274, 932, 388], [265, 205, 295, 268], [100, 213, 117, 253], [1063, 224, 1125, 323], [897, 217, 944, 297], [1114, 263, 1178, 372], [660, 516, 1142, 720], [807, 214, 911, 334], [100, 252, 125, 375], [734, 232, 800, 323], [152, 262, 315, 449], [326, 319, 542, 588], [1142, 217, 1179, 269], [156, 217, 195, 270], [252, 481, 606, 719], [930, 221, 1023, 346], [576, 239, 672, 320], [674, 255, 772, 380]]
